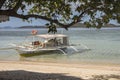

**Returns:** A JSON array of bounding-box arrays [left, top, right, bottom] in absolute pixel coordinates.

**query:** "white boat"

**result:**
[[12, 31, 90, 57]]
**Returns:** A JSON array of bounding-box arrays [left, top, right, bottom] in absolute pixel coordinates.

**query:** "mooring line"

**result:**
[[0, 47, 14, 50]]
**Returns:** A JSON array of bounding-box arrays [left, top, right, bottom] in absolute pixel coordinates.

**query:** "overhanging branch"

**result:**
[[0, 7, 93, 29]]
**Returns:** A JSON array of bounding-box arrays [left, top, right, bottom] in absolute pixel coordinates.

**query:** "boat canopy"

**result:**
[[36, 34, 67, 39]]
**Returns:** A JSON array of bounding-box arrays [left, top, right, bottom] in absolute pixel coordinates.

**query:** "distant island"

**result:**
[[0, 23, 119, 29], [0, 26, 15, 29], [18, 23, 119, 29], [18, 26, 47, 28], [72, 23, 119, 28], [17, 23, 120, 28]]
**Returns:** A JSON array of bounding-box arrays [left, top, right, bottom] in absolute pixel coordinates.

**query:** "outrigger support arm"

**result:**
[[57, 48, 67, 55], [69, 46, 79, 52]]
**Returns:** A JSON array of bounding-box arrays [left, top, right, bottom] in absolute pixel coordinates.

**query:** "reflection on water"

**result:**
[[0, 28, 120, 64]]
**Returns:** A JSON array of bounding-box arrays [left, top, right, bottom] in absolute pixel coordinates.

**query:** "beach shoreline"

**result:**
[[0, 61, 120, 79]]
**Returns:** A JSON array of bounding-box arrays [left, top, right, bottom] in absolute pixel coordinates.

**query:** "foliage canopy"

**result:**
[[0, 0, 120, 33]]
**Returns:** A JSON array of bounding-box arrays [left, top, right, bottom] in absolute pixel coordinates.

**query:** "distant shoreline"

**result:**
[[0, 26, 120, 29], [0, 23, 119, 29]]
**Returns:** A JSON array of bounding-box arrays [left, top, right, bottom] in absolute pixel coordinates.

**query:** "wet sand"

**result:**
[[0, 61, 120, 80]]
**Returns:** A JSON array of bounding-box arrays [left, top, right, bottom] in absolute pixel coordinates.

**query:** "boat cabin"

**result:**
[[35, 34, 69, 48]]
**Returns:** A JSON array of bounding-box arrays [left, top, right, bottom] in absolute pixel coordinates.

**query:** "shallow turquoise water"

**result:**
[[0, 28, 120, 64]]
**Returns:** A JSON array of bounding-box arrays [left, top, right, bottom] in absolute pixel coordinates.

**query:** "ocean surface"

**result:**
[[0, 28, 120, 64]]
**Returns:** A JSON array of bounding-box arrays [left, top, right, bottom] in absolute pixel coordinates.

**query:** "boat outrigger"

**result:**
[[12, 30, 90, 57]]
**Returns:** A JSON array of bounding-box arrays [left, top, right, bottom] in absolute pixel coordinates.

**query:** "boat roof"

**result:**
[[36, 34, 67, 39]]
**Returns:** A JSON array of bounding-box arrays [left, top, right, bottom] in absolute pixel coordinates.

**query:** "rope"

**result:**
[[0, 47, 14, 50]]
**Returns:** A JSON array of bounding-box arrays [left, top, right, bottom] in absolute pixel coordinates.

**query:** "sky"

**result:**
[[0, 17, 48, 27]]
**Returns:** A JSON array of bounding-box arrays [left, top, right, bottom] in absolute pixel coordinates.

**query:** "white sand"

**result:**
[[0, 61, 120, 79]]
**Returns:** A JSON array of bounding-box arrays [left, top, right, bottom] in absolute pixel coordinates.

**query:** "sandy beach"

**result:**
[[0, 61, 120, 80]]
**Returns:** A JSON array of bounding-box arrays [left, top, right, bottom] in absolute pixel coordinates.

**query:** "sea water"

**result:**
[[0, 28, 120, 64]]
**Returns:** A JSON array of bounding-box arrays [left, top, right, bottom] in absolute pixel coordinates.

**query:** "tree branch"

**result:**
[[0, 7, 93, 29], [64, 8, 92, 28], [0, 9, 69, 29], [0, 9, 86, 29]]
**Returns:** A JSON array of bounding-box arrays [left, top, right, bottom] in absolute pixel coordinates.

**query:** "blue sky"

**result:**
[[0, 17, 48, 27]]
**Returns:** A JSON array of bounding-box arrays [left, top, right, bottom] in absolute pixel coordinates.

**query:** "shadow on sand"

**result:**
[[0, 70, 83, 80]]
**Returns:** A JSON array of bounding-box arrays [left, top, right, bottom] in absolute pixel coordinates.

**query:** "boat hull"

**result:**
[[19, 50, 57, 57], [16, 47, 67, 57]]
